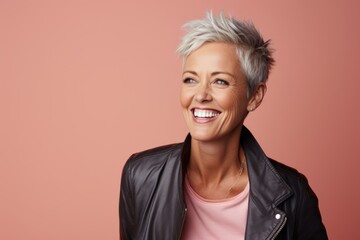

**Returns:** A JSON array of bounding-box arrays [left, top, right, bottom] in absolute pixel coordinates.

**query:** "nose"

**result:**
[[195, 82, 212, 103]]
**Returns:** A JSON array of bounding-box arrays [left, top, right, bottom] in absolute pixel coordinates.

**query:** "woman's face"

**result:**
[[180, 42, 255, 142]]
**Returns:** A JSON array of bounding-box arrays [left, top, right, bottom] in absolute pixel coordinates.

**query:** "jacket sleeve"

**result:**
[[294, 175, 328, 240], [119, 157, 136, 240]]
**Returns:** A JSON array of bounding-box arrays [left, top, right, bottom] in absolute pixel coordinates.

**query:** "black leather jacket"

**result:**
[[119, 127, 328, 239]]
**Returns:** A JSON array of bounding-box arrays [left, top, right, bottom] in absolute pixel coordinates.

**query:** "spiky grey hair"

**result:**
[[177, 12, 275, 96]]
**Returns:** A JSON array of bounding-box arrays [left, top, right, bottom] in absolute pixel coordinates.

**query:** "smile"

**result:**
[[192, 108, 221, 118]]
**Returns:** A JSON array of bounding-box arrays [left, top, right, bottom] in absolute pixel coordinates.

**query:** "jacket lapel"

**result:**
[[241, 127, 293, 239]]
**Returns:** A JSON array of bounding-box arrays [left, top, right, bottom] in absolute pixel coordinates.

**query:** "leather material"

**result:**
[[119, 127, 328, 240]]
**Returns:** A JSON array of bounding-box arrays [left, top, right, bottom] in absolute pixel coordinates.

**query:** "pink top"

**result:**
[[182, 176, 249, 240]]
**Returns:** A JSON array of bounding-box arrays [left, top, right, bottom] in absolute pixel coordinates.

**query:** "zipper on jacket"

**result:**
[[268, 216, 287, 240], [177, 207, 187, 240]]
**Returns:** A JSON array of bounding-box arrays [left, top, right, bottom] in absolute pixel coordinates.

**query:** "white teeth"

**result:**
[[193, 109, 219, 118]]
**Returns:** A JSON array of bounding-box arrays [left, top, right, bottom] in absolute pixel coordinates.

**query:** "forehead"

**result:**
[[184, 42, 241, 72]]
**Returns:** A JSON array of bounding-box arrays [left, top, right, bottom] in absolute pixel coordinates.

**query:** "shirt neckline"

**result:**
[[185, 174, 250, 204]]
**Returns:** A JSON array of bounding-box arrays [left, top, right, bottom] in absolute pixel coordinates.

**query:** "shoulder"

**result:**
[[130, 143, 183, 161], [269, 158, 310, 188], [269, 158, 317, 202], [269, 158, 305, 181], [122, 143, 183, 178], [120, 142, 184, 206]]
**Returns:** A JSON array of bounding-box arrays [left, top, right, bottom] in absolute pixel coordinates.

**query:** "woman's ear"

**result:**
[[247, 83, 267, 112]]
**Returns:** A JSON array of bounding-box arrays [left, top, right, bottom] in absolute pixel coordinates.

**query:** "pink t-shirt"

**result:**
[[182, 176, 249, 240]]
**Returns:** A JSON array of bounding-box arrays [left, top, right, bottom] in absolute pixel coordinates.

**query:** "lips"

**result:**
[[192, 108, 221, 118]]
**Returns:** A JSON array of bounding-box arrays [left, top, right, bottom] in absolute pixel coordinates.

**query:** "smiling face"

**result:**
[[180, 42, 259, 142]]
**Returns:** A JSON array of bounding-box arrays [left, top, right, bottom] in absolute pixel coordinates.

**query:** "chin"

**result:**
[[189, 129, 220, 142], [189, 123, 244, 143]]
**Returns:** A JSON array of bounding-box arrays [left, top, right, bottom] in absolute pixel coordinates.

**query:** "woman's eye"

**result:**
[[183, 78, 196, 84], [214, 79, 229, 86]]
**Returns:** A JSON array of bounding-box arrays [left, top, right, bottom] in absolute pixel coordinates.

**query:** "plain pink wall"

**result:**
[[1, 0, 359, 239]]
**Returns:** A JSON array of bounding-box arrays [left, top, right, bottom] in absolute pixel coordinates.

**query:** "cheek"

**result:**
[[179, 88, 192, 108], [218, 91, 248, 116], [218, 91, 243, 108]]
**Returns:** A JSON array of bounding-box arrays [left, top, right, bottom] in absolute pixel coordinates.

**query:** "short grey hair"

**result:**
[[177, 12, 275, 95]]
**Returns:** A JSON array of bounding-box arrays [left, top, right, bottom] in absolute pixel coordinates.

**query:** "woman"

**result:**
[[120, 12, 328, 240]]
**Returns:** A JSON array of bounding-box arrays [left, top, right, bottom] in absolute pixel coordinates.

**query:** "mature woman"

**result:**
[[120, 13, 327, 240]]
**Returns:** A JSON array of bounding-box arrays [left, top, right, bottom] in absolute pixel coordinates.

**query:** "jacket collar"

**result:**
[[241, 126, 293, 239], [241, 126, 293, 209], [180, 126, 293, 239]]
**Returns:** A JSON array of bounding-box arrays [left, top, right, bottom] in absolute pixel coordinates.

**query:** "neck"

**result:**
[[188, 126, 244, 184]]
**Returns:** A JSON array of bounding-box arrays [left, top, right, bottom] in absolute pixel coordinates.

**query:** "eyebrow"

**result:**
[[182, 70, 236, 79]]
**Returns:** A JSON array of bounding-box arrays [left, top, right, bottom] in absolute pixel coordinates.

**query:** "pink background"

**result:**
[[1, 0, 359, 239]]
